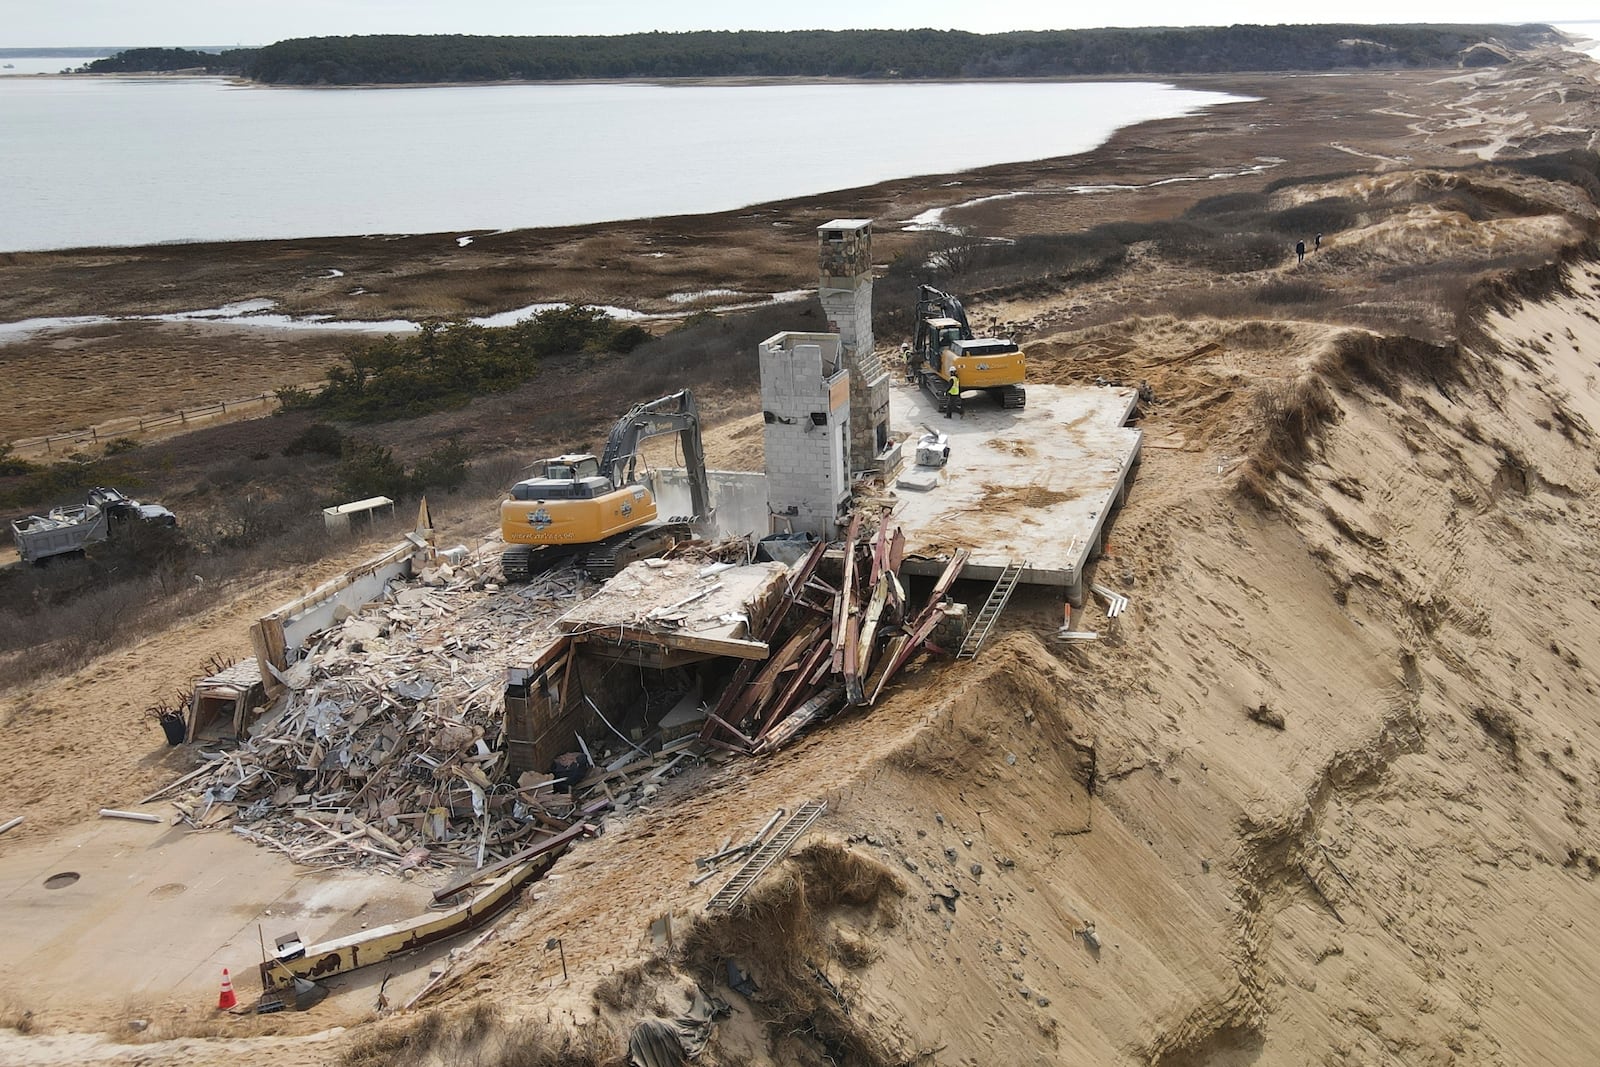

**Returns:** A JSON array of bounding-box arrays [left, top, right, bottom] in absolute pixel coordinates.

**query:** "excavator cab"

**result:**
[[509, 454, 609, 501], [542, 455, 601, 482]]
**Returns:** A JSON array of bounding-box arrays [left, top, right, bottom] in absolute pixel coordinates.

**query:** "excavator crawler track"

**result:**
[[582, 522, 692, 581], [500, 544, 578, 583], [501, 545, 533, 583]]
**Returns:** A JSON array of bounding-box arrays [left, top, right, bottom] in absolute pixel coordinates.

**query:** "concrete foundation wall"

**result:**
[[280, 557, 414, 660], [647, 468, 769, 542]]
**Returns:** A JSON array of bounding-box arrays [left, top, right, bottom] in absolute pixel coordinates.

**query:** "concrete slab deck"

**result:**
[[886, 380, 1142, 592], [558, 559, 788, 654]]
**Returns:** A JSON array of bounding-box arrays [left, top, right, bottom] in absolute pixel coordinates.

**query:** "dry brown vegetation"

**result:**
[[340, 1003, 622, 1067]]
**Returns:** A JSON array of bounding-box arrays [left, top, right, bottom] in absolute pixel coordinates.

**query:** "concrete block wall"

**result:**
[[759, 332, 852, 539]]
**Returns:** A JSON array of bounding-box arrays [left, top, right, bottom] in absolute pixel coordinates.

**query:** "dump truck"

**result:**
[[907, 284, 1027, 411], [10, 486, 177, 565]]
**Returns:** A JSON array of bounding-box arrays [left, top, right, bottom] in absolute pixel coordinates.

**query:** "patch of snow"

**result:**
[[154, 298, 278, 320], [471, 303, 646, 327], [0, 315, 104, 340], [668, 289, 742, 304], [457, 236, 474, 247]]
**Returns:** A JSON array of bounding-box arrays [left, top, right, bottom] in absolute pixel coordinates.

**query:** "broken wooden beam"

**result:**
[[721, 621, 825, 727], [755, 688, 844, 754], [700, 539, 827, 745], [432, 799, 609, 902], [754, 638, 834, 742]]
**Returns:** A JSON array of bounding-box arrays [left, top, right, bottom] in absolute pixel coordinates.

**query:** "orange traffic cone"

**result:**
[[217, 967, 237, 1010]]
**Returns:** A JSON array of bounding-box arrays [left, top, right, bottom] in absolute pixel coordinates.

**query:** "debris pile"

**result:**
[[700, 519, 967, 754], [159, 553, 595, 873], [153, 528, 962, 874]]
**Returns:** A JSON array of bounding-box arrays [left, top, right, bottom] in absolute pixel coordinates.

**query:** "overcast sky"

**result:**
[[3, 0, 1595, 49]]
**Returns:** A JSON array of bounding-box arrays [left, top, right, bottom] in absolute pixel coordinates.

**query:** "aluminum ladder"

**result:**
[[706, 800, 827, 911], [956, 560, 1025, 661]]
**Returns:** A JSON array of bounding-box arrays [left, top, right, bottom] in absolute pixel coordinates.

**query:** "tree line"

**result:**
[[82, 24, 1559, 84]]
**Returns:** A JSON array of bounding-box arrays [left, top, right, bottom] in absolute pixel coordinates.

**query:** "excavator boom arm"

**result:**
[[598, 389, 710, 520]]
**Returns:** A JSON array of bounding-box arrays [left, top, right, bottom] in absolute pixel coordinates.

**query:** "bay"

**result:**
[[0, 75, 1248, 253]]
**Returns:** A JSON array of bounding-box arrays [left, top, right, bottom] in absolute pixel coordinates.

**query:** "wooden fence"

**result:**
[[9, 393, 280, 457]]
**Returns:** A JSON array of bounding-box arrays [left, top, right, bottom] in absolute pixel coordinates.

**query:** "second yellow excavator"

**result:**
[[907, 284, 1027, 410], [499, 389, 711, 582]]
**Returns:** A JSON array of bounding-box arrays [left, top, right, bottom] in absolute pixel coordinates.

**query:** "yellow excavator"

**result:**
[[908, 284, 1027, 410], [499, 389, 711, 582]]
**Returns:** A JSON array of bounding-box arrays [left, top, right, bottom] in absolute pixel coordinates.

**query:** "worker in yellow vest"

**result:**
[[946, 370, 961, 419]]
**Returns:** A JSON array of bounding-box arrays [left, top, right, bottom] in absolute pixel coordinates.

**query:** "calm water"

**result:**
[[1555, 21, 1600, 59], [0, 73, 1247, 252]]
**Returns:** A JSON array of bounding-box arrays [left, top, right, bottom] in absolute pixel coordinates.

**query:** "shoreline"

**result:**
[[0, 72, 1279, 268], [2, 52, 1596, 443], [0, 77, 1255, 258]]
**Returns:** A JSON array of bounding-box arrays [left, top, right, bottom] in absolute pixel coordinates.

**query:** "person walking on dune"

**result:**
[[1315, 231, 1323, 252], [1295, 239, 1306, 265]]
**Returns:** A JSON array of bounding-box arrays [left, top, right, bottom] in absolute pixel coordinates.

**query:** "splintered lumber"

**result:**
[[754, 638, 833, 741], [919, 548, 971, 617], [432, 799, 607, 902], [887, 526, 906, 575], [701, 539, 827, 746], [832, 514, 861, 675], [139, 762, 217, 805], [869, 548, 970, 701], [723, 621, 825, 726], [853, 575, 891, 693], [755, 688, 844, 754], [865, 635, 908, 704]]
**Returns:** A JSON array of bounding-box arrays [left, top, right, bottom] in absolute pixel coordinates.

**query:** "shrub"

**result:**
[[1256, 280, 1335, 306], [0, 444, 35, 478], [1188, 191, 1270, 217], [1270, 197, 1359, 236], [304, 306, 645, 422], [274, 383, 317, 411], [102, 437, 139, 457], [409, 438, 473, 494], [337, 438, 409, 501], [283, 422, 347, 458]]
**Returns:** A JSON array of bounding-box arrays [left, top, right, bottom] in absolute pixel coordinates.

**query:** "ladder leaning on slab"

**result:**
[[706, 801, 827, 911], [956, 560, 1026, 661]]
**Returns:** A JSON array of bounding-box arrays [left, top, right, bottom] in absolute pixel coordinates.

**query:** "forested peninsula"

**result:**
[[85, 23, 1558, 85]]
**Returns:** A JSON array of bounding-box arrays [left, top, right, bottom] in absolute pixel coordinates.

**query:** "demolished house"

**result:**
[[166, 518, 961, 868]]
